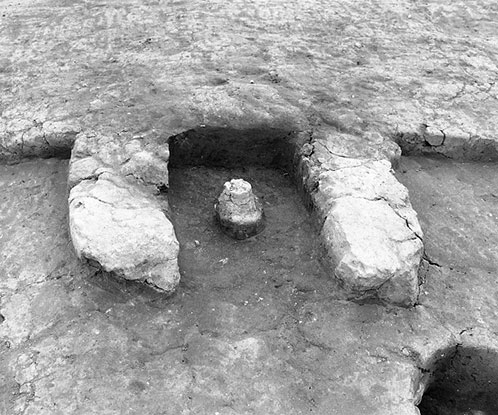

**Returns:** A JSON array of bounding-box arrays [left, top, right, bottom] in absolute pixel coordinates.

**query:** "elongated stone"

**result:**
[[321, 197, 423, 306], [69, 171, 180, 293], [299, 130, 424, 306]]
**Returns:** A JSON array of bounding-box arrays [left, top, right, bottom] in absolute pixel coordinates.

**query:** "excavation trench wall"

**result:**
[[168, 126, 306, 173], [417, 345, 498, 414], [0, 125, 79, 163], [167, 126, 317, 216], [394, 128, 498, 161]]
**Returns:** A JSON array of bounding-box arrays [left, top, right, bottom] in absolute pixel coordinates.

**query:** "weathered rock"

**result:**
[[67, 131, 181, 292], [314, 158, 423, 239], [299, 131, 424, 306], [68, 170, 180, 293], [394, 123, 498, 161], [69, 130, 170, 190], [0, 113, 81, 161], [67, 155, 105, 189], [321, 197, 423, 306], [423, 125, 445, 147], [5, 0, 498, 412], [215, 179, 265, 240]]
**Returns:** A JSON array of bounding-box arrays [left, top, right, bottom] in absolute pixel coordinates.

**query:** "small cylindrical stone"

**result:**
[[214, 179, 265, 240]]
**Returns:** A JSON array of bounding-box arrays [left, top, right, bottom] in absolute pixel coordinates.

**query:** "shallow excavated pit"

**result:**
[[165, 127, 335, 297], [418, 346, 498, 415], [168, 127, 301, 171]]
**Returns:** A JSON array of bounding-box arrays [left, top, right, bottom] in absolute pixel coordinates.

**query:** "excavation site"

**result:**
[[1, 0, 498, 414]]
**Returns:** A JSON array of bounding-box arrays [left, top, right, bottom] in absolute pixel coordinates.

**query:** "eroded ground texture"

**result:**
[[1, 0, 498, 414]]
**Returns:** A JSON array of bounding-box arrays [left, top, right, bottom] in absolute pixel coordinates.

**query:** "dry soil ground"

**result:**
[[1, 0, 498, 414], [1, 156, 498, 415]]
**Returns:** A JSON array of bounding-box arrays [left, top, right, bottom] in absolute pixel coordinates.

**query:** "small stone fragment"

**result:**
[[215, 179, 265, 240], [424, 126, 445, 147]]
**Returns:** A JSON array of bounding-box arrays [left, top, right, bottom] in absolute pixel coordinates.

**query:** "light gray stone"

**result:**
[[423, 126, 445, 147], [215, 179, 265, 240], [70, 130, 170, 190], [314, 158, 423, 239], [299, 130, 424, 306], [67, 156, 105, 189], [321, 197, 423, 306], [312, 130, 402, 168], [69, 171, 180, 293]]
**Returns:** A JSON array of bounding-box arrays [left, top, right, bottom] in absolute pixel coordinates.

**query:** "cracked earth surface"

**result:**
[[1, 0, 498, 159], [1, 0, 498, 414], [1, 156, 498, 414]]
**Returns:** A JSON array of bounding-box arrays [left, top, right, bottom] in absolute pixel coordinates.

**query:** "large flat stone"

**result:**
[[300, 130, 424, 306], [321, 197, 423, 306], [69, 171, 180, 293]]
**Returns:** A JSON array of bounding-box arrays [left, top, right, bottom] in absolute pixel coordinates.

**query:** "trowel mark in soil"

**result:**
[[418, 346, 498, 415]]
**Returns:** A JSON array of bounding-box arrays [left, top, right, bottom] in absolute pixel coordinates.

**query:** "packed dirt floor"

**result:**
[[1, 0, 498, 414], [0, 156, 497, 414]]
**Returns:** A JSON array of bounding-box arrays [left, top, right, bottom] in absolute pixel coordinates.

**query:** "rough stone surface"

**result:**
[[321, 197, 423, 306], [69, 130, 170, 191], [2, 0, 498, 412], [66, 130, 181, 292], [313, 159, 421, 235], [1, 0, 494, 306], [215, 179, 265, 239], [299, 130, 424, 306], [69, 170, 180, 292]]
